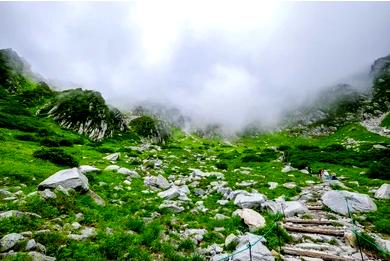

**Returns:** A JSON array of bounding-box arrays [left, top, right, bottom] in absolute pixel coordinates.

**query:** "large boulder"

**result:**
[[232, 233, 274, 261], [234, 192, 267, 209], [283, 201, 309, 217], [0, 233, 24, 251], [234, 208, 266, 231], [375, 184, 390, 199], [38, 168, 89, 192], [321, 190, 377, 215], [144, 175, 170, 190]]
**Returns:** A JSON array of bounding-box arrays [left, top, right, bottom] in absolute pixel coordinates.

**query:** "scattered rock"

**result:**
[[0, 210, 41, 220], [282, 165, 296, 173], [104, 165, 120, 171], [79, 165, 100, 174], [374, 184, 390, 199], [38, 168, 89, 192], [321, 190, 377, 215], [68, 227, 96, 241], [232, 233, 274, 261], [283, 182, 296, 189], [0, 233, 24, 251], [159, 201, 184, 213], [158, 186, 180, 200], [117, 168, 140, 178], [234, 208, 266, 231], [284, 201, 309, 217], [39, 189, 57, 199], [268, 182, 278, 190], [144, 175, 170, 190], [103, 153, 120, 161], [225, 234, 239, 247], [234, 192, 267, 209]]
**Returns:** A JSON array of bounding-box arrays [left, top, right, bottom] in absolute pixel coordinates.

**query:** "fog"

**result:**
[[1, 1, 390, 133]]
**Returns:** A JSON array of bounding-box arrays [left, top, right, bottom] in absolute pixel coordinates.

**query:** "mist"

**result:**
[[1, 1, 390, 134]]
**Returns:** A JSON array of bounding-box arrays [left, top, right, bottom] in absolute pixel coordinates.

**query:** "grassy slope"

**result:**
[[1, 113, 389, 260]]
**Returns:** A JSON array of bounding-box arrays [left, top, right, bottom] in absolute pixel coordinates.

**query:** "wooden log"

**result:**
[[284, 219, 341, 225], [282, 247, 358, 261], [283, 224, 344, 236]]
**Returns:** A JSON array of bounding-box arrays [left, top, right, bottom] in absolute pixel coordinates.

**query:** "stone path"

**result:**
[[280, 183, 379, 261]]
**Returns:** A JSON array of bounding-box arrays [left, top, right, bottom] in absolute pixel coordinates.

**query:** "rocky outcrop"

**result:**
[[374, 184, 390, 199], [321, 190, 377, 215], [38, 168, 89, 192]]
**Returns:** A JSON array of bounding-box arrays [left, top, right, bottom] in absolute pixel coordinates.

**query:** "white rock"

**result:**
[[232, 233, 274, 261], [0, 233, 24, 251], [144, 175, 170, 190], [268, 182, 278, 190], [79, 165, 100, 174], [234, 192, 267, 209], [158, 186, 180, 200], [225, 234, 239, 247], [283, 182, 296, 189], [321, 190, 377, 215], [103, 153, 120, 161], [39, 189, 57, 199], [375, 184, 390, 199], [284, 201, 309, 217], [117, 168, 140, 178], [235, 208, 266, 231], [38, 168, 89, 192], [282, 165, 296, 173], [104, 165, 120, 171]]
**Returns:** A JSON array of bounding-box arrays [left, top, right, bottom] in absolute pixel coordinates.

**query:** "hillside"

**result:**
[[0, 49, 389, 261]]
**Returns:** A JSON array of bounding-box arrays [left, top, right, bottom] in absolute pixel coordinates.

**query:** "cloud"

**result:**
[[0, 1, 390, 132]]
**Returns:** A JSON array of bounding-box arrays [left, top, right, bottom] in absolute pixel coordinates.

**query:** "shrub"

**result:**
[[141, 221, 163, 247], [40, 137, 74, 147], [216, 162, 228, 170], [130, 115, 171, 144], [33, 148, 79, 167], [178, 239, 195, 251], [367, 158, 390, 180], [124, 217, 145, 233], [14, 134, 38, 142], [0, 216, 41, 235], [98, 233, 135, 260]]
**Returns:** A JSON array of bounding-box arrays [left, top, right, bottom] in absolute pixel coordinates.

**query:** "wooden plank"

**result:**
[[283, 224, 344, 236], [284, 218, 341, 225], [282, 247, 358, 261]]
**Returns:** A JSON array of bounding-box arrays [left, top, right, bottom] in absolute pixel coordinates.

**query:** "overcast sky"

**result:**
[[1, 1, 390, 133]]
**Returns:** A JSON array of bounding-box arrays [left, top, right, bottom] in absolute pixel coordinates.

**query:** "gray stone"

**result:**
[[159, 202, 184, 213], [0, 210, 41, 219], [232, 233, 274, 261], [215, 214, 229, 220], [38, 168, 89, 192], [68, 227, 96, 240], [183, 228, 207, 244], [375, 184, 390, 199], [283, 182, 296, 189], [0, 233, 24, 251], [39, 189, 57, 199], [0, 189, 12, 197], [194, 188, 206, 196], [104, 165, 120, 171], [322, 190, 377, 215], [79, 165, 100, 174], [103, 153, 120, 161], [144, 175, 170, 190], [225, 233, 239, 247], [234, 192, 267, 209], [158, 186, 180, 200], [284, 201, 309, 217], [27, 251, 56, 261], [268, 182, 278, 190], [117, 168, 140, 178]]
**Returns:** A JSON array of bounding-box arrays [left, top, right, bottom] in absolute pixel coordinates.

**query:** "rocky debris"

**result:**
[[183, 228, 207, 244], [158, 186, 181, 200], [230, 233, 274, 261], [38, 168, 89, 192], [78, 165, 100, 174], [234, 208, 266, 231], [25, 239, 46, 253], [144, 175, 170, 190], [27, 251, 56, 261], [217, 199, 229, 206], [103, 152, 120, 161], [159, 201, 184, 213], [194, 188, 206, 196], [87, 190, 105, 206], [0, 210, 41, 219], [283, 182, 297, 189], [0, 233, 24, 251], [0, 189, 12, 197], [321, 190, 377, 215], [282, 165, 297, 173], [268, 182, 278, 190], [68, 227, 96, 241], [39, 189, 57, 199], [234, 192, 267, 209], [117, 168, 140, 178], [374, 184, 390, 199], [203, 243, 224, 256], [361, 114, 390, 137], [104, 165, 120, 171]]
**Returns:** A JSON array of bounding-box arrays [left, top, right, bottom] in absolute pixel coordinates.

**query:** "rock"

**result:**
[[103, 153, 120, 161], [68, 227, 96, 240], [26, 239, 46, 253], [87, 190, 106, 206], [104, 165, 120, 171], [194, 188, 206, 196], [0, 210, 41, 219], [39, 189, 57, 199], [373, 144, 387, 149], [225, 234, 239, 247], [158, 186, 180, 200], [0, 233, 24, 251], [217, 199, 229, 206], [321, 190, 377, 215], [215, 214, 229, 220], [79, 165, 100, 174], [234, 208, 266, 231], [0, 189, 12, 197], [283, 182, 296, 189], [117, 168, 140, 178], [282, 165, 296, 173], [71, 222, 82, 230], [375, 184, 390, 199], [27, 251, 56, 261], [268, 182, 278, 190], [183, 228, 207, 244], [38, 168, 89, 192], [204, 243, 223, 256], [144, 175, 170, 190], [284, 201, 309, 217], [232, 233, 274, 261], [55, 185, 71, 196], [234, 192, 267, 209], [159, 202, 184, 213], [300, 169, 310, 174]]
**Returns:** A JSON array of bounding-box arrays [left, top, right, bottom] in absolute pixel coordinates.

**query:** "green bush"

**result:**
[[40, 137, 74, 147], [141, 221, 163, 247], [241, 149, 278, 163], [14, 134, 38, 142], [178, 238, 195, 251], [97, 232, 135, 260], [33, 148, 79, 167], [124, 217, 145, 233], [367, 158, 390, 180], [216, 162, 228, 170], [0, 216, 42, 235]]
